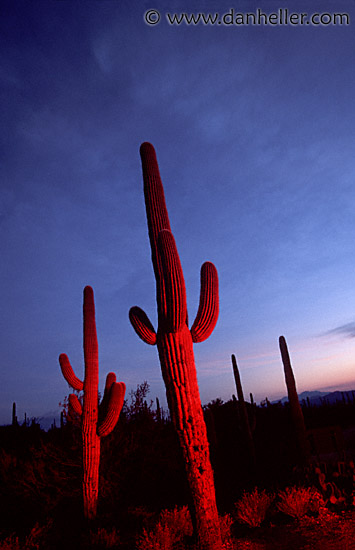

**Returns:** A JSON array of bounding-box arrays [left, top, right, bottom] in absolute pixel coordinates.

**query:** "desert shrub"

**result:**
[[0, 535, 20, 550], [1, 441, 80, 509], [277, 486, 323, 519], [0, 523, 51, 550], [136, 505, 193, 550], [234, 488, 274, 528], [218, 513, 234, 549]]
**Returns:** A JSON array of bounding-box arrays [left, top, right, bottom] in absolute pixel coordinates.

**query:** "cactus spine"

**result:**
[[59, 286, 126, 519], [279, 335, 309, 465], [231, 354, 256, 473], [129, 143, 222, 550]]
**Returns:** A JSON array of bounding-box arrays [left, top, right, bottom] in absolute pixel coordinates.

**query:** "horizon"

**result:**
[[4, 381, 355, 431], [1, 1, 355, 426]]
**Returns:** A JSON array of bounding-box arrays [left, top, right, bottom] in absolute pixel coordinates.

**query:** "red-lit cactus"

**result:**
[[59, 286, 126, 520], [129, 143, 222, 550]]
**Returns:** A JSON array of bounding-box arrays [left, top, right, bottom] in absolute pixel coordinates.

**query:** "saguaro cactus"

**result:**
[[59, 286, 126, 519], [279, 335, 309, 465], [231, 354, 256, 473], [129, 143, 222, 550]]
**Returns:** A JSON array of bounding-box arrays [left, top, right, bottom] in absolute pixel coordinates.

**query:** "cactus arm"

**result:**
[[190, 262, 219, 343], [69, 393, 83, 416], [129, 306, 157, 345], [98, 372, 117, 419], [59, 353, 84, 391], [97, 382, 126, 437], [157, 229, 187, 332], [104, 372, 116, 391]]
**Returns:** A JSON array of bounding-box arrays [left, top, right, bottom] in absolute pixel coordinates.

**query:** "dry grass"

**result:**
[[0, 522, 52, 550], [277, 486, 324, 519], [218, 513, 235, 549], [235, 488, 274, 528], [89, 527, 120, 548], [136, 505, 193, 550]]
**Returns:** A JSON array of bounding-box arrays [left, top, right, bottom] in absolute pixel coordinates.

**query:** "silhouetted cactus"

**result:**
[[129, 143, 222, 550], [59, 286, 126, 519], [155, 397, 162, 423], [279, 335, 309, 465], [12, 402, 17, 427], [231, 354, 256, 473]]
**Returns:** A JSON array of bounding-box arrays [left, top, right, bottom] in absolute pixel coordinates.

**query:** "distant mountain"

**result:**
[[37, 409, 62, 430], [272, 390, 355, 407], [316, 390, 355, 406]]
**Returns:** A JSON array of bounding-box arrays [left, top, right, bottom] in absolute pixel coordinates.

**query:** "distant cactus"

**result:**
[[59, 286, 126, 519], [129, 143, 222, 550], [155, 397, 162, 422], [279, 335, 309, 465], [12, 402, 17, 427], [231, 354, 256, 473]]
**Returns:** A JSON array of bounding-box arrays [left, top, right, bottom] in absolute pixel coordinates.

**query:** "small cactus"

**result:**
[[59, 286, 126, 519]]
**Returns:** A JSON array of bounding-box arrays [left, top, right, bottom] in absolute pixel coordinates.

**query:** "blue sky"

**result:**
[[1, 0, 355, 425]]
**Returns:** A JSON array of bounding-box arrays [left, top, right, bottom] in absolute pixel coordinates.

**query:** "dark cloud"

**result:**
[[324, 323, 355, 339]]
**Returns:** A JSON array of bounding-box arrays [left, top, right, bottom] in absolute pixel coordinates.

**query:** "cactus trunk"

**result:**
[[130, 143, 222, 550], [82, 431, 100, 519], [158, 327, 221, 547], [82, 284, 100, 519], [279, 335, 309, 465]]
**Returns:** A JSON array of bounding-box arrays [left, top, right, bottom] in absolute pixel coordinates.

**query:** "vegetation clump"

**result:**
[[234, 488, 274, 528], [277, 486, 324, 520]]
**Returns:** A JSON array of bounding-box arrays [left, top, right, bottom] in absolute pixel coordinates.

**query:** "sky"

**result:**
[[1, 0, 355, 426]]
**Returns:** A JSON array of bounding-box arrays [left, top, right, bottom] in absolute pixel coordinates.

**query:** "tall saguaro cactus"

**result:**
[[279, 335, 309, 465], [129, 143, 222, 550], [59, 286, 126, 520]]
